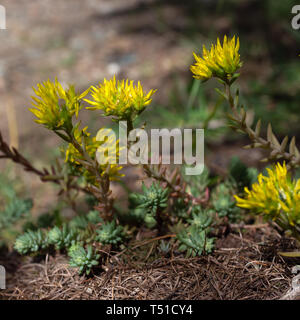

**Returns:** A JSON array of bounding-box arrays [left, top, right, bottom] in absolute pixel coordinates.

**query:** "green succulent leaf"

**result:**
[[14, 229, 48, 255], [187, 206, 213, 231], [129, 182, 169, 226], [177, 225, 214, 257], [68, 244, 100, 275], [48, 224, 79, 250], [95, 221, 125, 245]]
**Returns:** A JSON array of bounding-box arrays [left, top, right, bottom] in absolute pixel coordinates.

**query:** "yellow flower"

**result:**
[[29, 79, 89, 130], [234, 162, 300, 228], [64, 126, 123, 182], [190, 35, 242, 82], [85, 76, 156, 121]]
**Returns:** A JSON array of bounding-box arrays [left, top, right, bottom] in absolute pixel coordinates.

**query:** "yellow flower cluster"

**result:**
[[29, 79, 89, 130], [85, 76, 156, 121], [65, 126, 123, 182], [190, 35, 242, 82], [235, 163, 300, 227]]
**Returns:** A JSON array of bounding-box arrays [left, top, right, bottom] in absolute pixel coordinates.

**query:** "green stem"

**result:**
[[187, 79, 201, 112], [203, 96, 224, 130], [67, 129, 113, 219]]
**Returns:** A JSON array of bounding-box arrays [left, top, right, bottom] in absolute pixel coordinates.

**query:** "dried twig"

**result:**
[[0, 130, 87, 195]]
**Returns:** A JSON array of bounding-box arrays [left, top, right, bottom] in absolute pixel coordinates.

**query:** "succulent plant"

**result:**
[[177, 226, 214, 257], [131, 182, 169, 215], [48, 224, 78, 250], [68, 244, 100, 275], [95, 220, 125, 245], [158, 240, 171, 255], [130, 182, 169, 228], [187, 206, 213, 231], [14, 229, 48, 255]]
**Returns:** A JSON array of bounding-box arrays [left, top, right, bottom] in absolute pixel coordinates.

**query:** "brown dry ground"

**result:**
[[1, 226, 299, 300]]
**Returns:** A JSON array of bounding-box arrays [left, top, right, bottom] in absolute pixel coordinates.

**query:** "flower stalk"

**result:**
[[64, 128, 115, 220]]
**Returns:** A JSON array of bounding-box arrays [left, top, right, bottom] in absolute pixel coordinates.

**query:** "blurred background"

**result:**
[[0, 0, 299, 213]]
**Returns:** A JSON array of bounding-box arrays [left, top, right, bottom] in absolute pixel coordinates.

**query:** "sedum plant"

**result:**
[[191, 35, 300, 241], [0, 42, 230, 273], [5, 33, 300, 274], [187, 206, 213, 231], [48, 224, 79, 250], [158, 240, 171, 256], [28, 78, 126, 220], [130, 182, 169, 230], [136, 182, 169, 216], [1, 74, 206, 227], [191, 35, 300, 170], [68, 244, 100, 275], [177, 225, 214, 258], [235, 162, 300, 241], [29, 79, 89, 130], [86, 76, 156, 124], [177, 205, 214, 257], [190, 35, 242, 83], [95, 220, 125, 245], [14, 229, 48, 255]]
